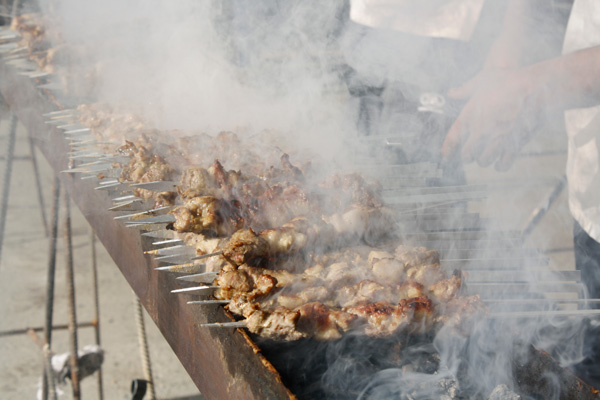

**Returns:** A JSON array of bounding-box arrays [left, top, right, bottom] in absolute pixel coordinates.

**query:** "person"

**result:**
[[440, 0, 600, 387], [343, 1, 570, 184]]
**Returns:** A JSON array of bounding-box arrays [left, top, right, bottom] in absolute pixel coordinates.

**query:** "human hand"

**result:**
[[441, 68, 541, 171]]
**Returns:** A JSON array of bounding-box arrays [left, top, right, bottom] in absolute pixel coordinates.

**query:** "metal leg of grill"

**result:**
[[41, 177, 60, 400], [28, 136, 49, 236], [43, 344, 57, 400], [134, 295, 157, 400], [63, 192, 81, 400], [90, 228, 104, 400], [0, 112, 17, 268]]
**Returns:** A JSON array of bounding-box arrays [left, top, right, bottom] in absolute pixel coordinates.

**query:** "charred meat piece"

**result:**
[[345, 297, 434, 337]]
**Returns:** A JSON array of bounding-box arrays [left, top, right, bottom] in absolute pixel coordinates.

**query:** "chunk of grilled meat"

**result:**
[[240, 298, 434, 341], [345, 297, 434, 337], [215, 262, 443, 312], [245, 308, 306, 341], [116, 140, 176, 207], [221, 229, 270, 265], [241, 303, 357, 341], [170, 196, 245, 236], [198, 215, 393, 270], [435, 295, 487, 333]]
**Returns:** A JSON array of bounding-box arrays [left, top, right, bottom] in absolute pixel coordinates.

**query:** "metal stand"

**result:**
[[28, 136, 49, 235], [41, 177, 60, 400], [63, 192, 81, 400]]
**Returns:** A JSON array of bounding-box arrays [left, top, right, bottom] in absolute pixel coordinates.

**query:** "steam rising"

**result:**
[[37, 0, 598, 398]]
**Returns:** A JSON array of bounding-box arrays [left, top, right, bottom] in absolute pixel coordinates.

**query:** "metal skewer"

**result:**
[[201, 321, 247, 328], [176, 272, 218, 283], [192, 251, 223, 260], [171, 285, 219, 294], [152, 238, 183, 246], [154, 263, 203, 273]]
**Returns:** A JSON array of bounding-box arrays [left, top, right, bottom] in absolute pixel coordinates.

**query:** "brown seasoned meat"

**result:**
[[345, 297, 434, 337], [170, 197, 220, 233], [240, 302, 357, 341], [170, 196, 244, 236], [334, 281, 424, 308], [404, 263, 446, 287], [255, 184, 317, 228], [277, 286, 329, 309], [245, 309, 306, 341], [65, 102, 485, 342], [222, 229, 270, 265], [371, 257, 405, 283], [119, 143, 174, 184], [215, 270, 277, 302], [178, 166, 216, 199], [435, 295, 487, 332], [296, 303, 356, 341], [428, 275, 462, 303], [320, 173, 383, 211], [395, 245, 441, 268]]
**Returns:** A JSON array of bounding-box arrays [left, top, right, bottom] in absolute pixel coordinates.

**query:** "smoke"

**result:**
[[39, 0, 354, 158], [35, 0, 600, 398]]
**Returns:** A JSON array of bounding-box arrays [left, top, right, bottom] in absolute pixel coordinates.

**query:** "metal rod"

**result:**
[[521, 175, 567, 241], [0, 321, 95, 337], [489, 309, 600, 318], [134, 295, 156, 400], [89, 228, 104, 400], [0, 155, 31, 160], [28, 136, 49, 236], [63, 193, 81, 399], [0, 112, 17, 267], [43, 344, 57, 400], [171, 285, 219, 294], [41, 178, 60, 400]]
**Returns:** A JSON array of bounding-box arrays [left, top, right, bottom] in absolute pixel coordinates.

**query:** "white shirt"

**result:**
[[349, 0, 485, 41], [564, 0, 600, 242]]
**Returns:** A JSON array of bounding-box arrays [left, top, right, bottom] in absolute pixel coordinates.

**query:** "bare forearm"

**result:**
[[524, 45, 600, 110], [486, 0, 574, 70]]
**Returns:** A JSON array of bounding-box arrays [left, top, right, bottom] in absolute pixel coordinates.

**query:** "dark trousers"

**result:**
[[572, 221, 600, 388], [574, 221, 600, 300]]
